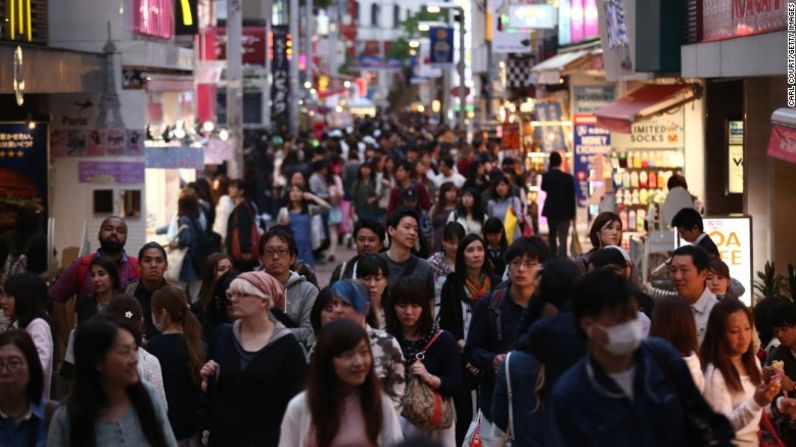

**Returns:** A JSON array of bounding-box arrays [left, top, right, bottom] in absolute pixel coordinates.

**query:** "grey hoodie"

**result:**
[[283, 271, 318, 346]]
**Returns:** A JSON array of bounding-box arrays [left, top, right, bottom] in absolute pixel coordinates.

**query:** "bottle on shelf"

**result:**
[[636, 209, 646, 233], [628, 210, 637, 232], [639, 171, 648, 188]]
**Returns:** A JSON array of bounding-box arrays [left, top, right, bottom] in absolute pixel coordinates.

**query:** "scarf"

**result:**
[[399, 323, 441, 369], [464, 274, 492, 304]]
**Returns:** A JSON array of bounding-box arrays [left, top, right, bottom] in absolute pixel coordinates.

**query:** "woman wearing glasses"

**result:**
[[464, 237, 549, 427], [199, 271, 307, 447]]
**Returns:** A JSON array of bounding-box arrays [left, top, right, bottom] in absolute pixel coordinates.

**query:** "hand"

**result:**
[[753, 376, 781, 407], [457, 339, 465, 351], [200, 360, 220, 392], [778, 396, 796, 419], [493, 354, 506, 374], [168, 241, 178, 249], [302, 192, 313, 200], [782, 375, 796, 393], [410, 360, 430, 380]]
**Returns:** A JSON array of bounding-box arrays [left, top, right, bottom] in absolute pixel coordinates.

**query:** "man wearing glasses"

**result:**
[[258, 227, 319, 348], [464, 236, 550, 424]]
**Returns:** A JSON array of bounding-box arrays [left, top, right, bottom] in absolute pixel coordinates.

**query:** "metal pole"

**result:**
[[329, 0, 339, 76], [305, 0, 313, 83], [227, 0, 244, 178], [262, 0, 273, 131], [457, 7, 466, 130], [288, 0, 300, 137]]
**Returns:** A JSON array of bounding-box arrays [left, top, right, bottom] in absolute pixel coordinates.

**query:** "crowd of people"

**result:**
[[1, 116, 796, 447]]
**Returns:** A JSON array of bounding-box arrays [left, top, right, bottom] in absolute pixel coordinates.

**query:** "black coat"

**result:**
[[540, 169, 576, 220], [439, 273, 501, 342]]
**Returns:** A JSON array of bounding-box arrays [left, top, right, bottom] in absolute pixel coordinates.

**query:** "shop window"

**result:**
[[93, 190, 114, 214], [393, 4, 400, 27], [353, 1, 359, 24], [122, 190, 142, 218], [371, 4, 380, 27]]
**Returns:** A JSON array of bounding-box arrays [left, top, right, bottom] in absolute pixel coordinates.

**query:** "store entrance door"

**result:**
[[705, 79, 744, 214]]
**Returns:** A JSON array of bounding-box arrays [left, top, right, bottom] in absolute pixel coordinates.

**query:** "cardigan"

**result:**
[[278, 391, 403, 447]]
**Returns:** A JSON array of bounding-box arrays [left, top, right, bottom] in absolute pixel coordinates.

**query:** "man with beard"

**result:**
[[50, 216, 140, 342], [123, 242, 169, 339]]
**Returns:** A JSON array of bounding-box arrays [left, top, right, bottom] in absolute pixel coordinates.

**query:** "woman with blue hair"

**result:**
[[323, 279, 407, 413]]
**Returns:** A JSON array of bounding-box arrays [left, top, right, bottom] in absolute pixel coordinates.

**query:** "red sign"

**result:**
[[703, 0, 787, 42], [501, 123, 520, 150], [768, 124, 796, 165], [210, 27, 267, 66], [450, 86, 472, 96], [134, 0, 175, 39]]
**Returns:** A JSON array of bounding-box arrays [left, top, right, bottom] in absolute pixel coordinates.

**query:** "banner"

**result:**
[[534, 101, 567, 153], [134, 0, 175, 39], [271, 25, 290, 123], [0, 123, 48, 222], [573, 85, 616, 114], [767, 124, 796, 165], [611, 109, 684, 149], [51, 129, 145, 157], [573, 115, 611, 204], [145, 146, 204, 169], [429, 26, 454, 68], [78, 161, 146, 184], [205, 139, 233, 165]]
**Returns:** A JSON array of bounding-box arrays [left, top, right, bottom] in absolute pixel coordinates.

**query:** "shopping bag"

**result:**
[[310, 214, 324, 250], [463, 410, 484, 447], [165, 247, 187, 283], [504, 207, 518, 245]]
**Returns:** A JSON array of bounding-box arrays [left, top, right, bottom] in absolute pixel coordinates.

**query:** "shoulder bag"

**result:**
[[401, 331, 455, 430]]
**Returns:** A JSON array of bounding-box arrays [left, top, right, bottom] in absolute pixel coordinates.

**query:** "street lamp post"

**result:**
[[427, 4, 466, 130]]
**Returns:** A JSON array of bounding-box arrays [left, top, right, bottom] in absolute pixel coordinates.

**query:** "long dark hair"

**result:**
[[454, 187, 485, 224], [0, 329, 43, 401], [307, 319, 383, 447], [285, 184, 310, 214], [432, 182, 457, 222], [453, 234, 490, 282], [482, 217, 508, 250], [3, 273, 49, 328], [198, 253, 232, 313], [69, 319, 170, 447], [700, 299, 762, 392], [152, 286, 205, 385], [650, 298, 700, 358], [588, 212, 622, 252]]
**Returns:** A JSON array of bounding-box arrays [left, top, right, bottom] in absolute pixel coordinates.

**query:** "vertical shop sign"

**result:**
[[0, 123, 48, 214], [271, 26, 290, 123], [175, 0, 199, 35], [728, 120, 743, 194], [573, 115, 611, 204], [429, 27, 455, 68], [134, 0, 175, 39], [534, 101, 567, 153]]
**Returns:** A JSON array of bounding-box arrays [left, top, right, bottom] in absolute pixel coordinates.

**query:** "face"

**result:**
[[227, 289, 269, 319], [508, 255, 541, 289], [0, 343, 28, 393], [415, 163, 428, 177], [669, 255, 707, 301], [496, 181, 510, 198], [355, 228, 382, 257], [359, 271, 388, 303], [724, 310, 753, 357], [388, 216, 418, 250], [97, 329, 139, 387], [677, 226, 701, 243], [464, 240, 485, 270], [394, 166, 408, 182], [329, 297, 364, 323], [261, 237, 296, 277], [461, 193, 474, 209], [333, 339, 372, 387], [216, 258, 233, 279], [90, 265, 113, 294], [581, 302, 640, 350], [394, 301, 423, 330], [444, 188, 458, 205], [442, 237, 460, 259], [774, 324, 796, 349], [599, 220, 623, 247], [706, 272, 730, 296], [0, 291, 15, 318], [290, 172, 305, 188], [360, 165, 372, 179], [228, 185, 241, 200], [486, 232, 502, 248], [440, 163, 451, 176], [99, 218, 127, 252], [140, 248, 167, 283], [288, 186, 303, 203]]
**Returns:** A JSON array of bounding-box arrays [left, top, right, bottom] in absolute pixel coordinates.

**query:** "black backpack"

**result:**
[[189, 219, 221, 271]]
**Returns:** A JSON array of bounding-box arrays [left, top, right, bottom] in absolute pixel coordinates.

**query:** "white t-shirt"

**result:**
[[608, 366, 636, 400]]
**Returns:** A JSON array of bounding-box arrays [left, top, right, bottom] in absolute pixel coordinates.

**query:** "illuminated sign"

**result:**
[[507, 5, 556, 30], [4, 0, 32, 41], [134, 0, 175, 39], [175, 0, 199, 35]]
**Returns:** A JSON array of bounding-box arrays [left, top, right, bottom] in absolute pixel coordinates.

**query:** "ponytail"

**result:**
[[151, 286, 206, 385]]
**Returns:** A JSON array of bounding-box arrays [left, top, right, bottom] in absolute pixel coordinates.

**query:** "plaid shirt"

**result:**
[[50, 251, 140, 303]]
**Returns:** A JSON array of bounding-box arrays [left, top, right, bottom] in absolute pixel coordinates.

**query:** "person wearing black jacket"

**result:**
[[226, 179, 260, 272], [439, 233, 499, 444], [671, 207, 720, 256], [328, 219, 385, 286], [540, 151, 576, 258]]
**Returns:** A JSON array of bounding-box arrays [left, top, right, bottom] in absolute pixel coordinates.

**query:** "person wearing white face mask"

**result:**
[[547, 267, 734, 447]]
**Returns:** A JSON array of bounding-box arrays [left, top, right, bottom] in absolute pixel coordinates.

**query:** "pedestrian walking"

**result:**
[[540, 151, 576, 258]]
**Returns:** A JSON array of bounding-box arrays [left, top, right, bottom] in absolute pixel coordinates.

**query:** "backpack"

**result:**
[[1, 236, 36, 284], [488, 285, 509, 343], [188, 218, 221, 272]]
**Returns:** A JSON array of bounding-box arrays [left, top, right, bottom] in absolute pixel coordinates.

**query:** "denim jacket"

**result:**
[[547, 338, 713, 447]]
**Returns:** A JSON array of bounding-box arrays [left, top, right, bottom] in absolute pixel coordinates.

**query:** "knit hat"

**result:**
[[238, 271, 285, 309]]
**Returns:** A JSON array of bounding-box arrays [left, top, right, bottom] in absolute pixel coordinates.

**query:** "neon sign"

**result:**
[[4, 0, 33, 41]]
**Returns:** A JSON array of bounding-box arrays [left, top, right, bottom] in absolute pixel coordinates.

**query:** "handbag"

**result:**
[[759, 411, 786, 447], [165, 225, 188, 283], [401, 331, 455, 430], [463, 410, 485, 447], [310, 214, 324, 250], [569, 219, 583, 256], [483, 352, 514, 447]]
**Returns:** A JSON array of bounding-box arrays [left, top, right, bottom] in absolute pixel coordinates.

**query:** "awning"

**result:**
[[768, 108, 796, 165], [593, 83, 700, 133], [531, 49, 592, 84]]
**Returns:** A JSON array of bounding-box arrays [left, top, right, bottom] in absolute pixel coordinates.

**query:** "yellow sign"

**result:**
[[179, 0, 194, 26], [5, 0, 32, 41]]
